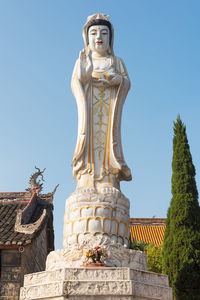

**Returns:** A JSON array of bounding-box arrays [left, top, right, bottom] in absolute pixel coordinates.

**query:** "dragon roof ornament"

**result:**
[[26, 166, 46, 195]]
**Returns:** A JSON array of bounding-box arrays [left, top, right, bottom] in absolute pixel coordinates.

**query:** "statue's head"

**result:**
[[82, 13, 114, 55], [88, 24, 110, 54]]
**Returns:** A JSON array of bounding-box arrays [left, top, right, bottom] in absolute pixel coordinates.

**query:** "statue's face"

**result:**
[[88, 25, 110, 54]]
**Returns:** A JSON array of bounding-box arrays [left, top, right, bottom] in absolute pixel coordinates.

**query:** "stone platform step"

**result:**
[[20, 268, 173, 300]]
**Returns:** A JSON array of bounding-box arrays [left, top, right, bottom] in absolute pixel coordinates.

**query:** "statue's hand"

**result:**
[[78, 49, 93, 84], [100, 74, 122, 86], [109, 74, 122, 85]]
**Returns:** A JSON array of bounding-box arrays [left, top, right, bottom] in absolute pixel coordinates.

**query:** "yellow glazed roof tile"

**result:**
[[130, 218, 166, 245]]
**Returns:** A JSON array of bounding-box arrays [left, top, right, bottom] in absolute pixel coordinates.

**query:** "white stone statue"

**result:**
[[19, 14, 172, 300], [62, 13, 133, 259], [71, 13, 132, 191]]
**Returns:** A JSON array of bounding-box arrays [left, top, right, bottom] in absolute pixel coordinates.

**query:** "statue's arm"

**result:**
[[100, 57, 130, 88], [117, 57, 131, 90]]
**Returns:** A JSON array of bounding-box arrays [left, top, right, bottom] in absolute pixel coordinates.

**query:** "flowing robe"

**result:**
[[71, 56, 132, 189]]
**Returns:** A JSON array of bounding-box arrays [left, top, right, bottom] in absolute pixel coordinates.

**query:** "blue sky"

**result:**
[[1, 0, 200, 249]]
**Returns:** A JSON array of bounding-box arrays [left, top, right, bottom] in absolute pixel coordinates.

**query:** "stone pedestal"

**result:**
[[56, 187, 136, 268], [46, 237, 147, 269], [19, 188, 173, 300], [63, 187, 130, 248], [20, 267, 173, 300]]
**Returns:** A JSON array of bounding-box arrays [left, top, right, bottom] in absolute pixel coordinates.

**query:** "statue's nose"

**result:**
[[96, 31, 101, 39]]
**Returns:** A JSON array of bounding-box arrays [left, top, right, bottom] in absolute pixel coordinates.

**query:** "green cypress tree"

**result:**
[[162, 116, 200, 299]]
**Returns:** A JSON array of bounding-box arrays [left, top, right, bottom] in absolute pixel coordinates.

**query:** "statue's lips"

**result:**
[[96, 41, 103, 45]]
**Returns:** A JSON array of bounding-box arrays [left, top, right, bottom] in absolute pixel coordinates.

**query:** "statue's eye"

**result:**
[[90, 31, 96, 35], [102, 31, 108, 35]]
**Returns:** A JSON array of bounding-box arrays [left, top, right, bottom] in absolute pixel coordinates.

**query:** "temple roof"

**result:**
[[0, 191, 54, 248], [130, 218, 166, 246]]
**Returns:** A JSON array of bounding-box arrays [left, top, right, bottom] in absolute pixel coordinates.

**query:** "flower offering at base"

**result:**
[[85, 245, 106, 265]]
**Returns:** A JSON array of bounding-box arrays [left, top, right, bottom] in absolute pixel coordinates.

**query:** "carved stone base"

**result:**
[[63, 187, 130, 248], [20, 267, 173, 300], [46, 235, 147, 270]]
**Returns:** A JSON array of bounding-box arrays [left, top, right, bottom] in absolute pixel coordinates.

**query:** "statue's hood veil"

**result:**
[[82, 13, 114, 55]]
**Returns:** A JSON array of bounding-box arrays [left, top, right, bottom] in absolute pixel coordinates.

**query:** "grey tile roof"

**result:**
[[0, 192, 53, 247]]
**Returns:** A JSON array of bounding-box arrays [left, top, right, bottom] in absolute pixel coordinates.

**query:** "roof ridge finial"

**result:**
[[26, 166, 46, 195]]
